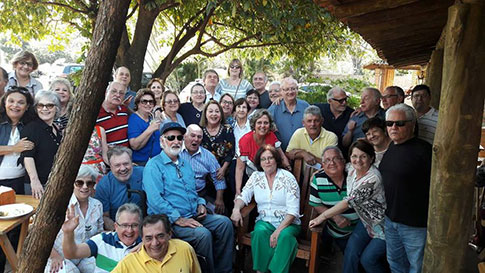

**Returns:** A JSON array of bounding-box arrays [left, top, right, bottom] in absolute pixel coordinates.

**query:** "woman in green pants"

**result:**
[[231, 145, 301, 273]]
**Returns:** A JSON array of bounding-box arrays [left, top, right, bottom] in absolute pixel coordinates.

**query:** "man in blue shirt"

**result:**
[[268, 77, 310, 151], [95, 146, 144, 230], [342, 87, 385, 147], [143, 122, 234, 273], [180, 124, 226, 214]]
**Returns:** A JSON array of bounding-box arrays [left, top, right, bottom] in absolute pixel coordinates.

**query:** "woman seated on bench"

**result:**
[[231, 145, 300, 273]]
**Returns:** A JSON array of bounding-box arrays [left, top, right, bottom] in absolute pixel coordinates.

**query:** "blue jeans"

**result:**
[[385, 217, 426, 273], [343, 221, 387, 273], [172, 214, 234, 273]]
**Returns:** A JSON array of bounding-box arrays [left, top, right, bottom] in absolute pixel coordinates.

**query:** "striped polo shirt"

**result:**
[[417, 107, 439, 145], [309, 170, 358, 238], [96, 105, 129, 147], [86, 231, 141, 273]]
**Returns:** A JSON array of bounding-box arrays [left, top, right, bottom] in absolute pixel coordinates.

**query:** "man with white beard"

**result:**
[[143, 122, 234, 273]]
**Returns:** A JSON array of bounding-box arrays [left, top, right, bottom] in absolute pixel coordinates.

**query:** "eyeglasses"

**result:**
[[323, 157, 343, 165], [385, 120, 413, 127], [36, 103, 55, 110], [74, 180, 96, 188], [7, 86, 29, 95], [382, 94, 398, 99], [260, 156, 275, 162], [221, 100, 233, 105], [19, 61, 34, 68], [140, 99, 155, 105], [230, 65, 241, 69], [164, 99, 179, 105], [331, 97, 348, 104], [282, 87, 298, 92], [164, 135, 184, 141], [116, 222, 140, 230]]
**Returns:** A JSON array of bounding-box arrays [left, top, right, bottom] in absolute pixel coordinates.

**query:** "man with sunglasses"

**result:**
[[143, 122, 234, 273], [315, 87, 354, 152], [95, 146, 144, 230], [62, 203, 143, 273], [379, 103, 432, 273]]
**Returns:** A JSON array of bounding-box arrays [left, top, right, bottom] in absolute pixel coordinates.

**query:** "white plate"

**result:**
[[0, 204, 34, 220]]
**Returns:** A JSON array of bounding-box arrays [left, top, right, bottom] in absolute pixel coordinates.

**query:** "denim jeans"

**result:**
[[343, 221, 387, 273], [172, 214, 234, 273], [385, 217, 427, 273]]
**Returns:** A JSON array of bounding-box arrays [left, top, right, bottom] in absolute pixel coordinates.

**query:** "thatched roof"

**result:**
[[315, 0, 454, 67]]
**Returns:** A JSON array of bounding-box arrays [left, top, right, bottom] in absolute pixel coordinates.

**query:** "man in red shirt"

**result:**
[[96, 81, 130, 147]]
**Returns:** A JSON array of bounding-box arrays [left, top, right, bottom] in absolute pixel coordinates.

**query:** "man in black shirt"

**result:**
[[315, 87, 353, 154], [379, 103, 432, 273]]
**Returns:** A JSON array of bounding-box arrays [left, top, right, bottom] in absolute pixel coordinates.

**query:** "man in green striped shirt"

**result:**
[[309, 146, 358, 252]]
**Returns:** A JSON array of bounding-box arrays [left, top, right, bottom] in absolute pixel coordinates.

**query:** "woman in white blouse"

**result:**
[[231, 145, 300, 273], [45, 165, 104, 273]]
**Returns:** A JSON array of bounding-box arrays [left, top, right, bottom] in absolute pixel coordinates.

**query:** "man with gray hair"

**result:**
[[381, 86, 405, 110], [286, 105, 338, 168], [315, 86, 354, 150], [143, 122, 234, 273], [268, 81, 281, 103], [379, 103, 432, 273], [0, 66, 8, 97], [62, 203, 143, 273], [114, 66, 136, 110], [268, 77, 310, 150], [180, 124, 227, 214], [252, 71, 271, 108], [95, 146, 144, 230], [342, 87, 385, 147], [96, 81, 130, 146]]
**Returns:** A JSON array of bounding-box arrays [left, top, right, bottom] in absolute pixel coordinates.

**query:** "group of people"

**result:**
[[0, 51, 440, 273]]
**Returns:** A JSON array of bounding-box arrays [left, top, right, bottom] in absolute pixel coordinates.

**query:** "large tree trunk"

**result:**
[[120, 4, 160, 91], [423, 1, 485, 273], [16, 0, 131, 272]]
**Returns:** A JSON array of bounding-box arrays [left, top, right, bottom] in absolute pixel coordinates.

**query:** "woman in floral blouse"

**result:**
[[309, 139, 387, 273], [200, 100, 235, 180], [231, 145, 300, 273], [44, 165, 104, 273]]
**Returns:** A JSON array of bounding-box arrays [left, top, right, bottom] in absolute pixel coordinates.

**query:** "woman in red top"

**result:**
[[235, 109, 291, 196]]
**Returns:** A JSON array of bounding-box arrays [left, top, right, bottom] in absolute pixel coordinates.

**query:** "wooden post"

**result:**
[[16, 0, 131, 272], [423, 1, 485, 273], [425, 33, 444, 110]]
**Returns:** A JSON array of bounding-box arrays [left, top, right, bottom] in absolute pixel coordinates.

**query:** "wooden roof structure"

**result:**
[[315, 0, 455, 67]]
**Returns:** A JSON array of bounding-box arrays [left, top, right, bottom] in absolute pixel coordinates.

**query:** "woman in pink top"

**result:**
[[235, 109, 290, 196]]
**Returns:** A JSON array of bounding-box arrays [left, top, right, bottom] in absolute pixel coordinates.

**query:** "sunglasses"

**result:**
[[7, 86, 29, 95], [140, 99, 155, 105], [164, 135, 184, 141], [36, 103, 56, 110], [230, 65, 241, 69], [74, 180, 96, 188], [385, 120, 412, 127], [331, 97, 348, 104]]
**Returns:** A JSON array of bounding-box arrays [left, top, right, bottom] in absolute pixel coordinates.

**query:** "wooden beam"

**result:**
[[328, 0, 421, 20], [423, 1, 485, 273]]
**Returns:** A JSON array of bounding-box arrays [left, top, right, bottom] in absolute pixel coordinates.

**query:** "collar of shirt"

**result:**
[[181, 146, 201, 157], [8, 71, 37, 89], [160, 151, 184, 167]]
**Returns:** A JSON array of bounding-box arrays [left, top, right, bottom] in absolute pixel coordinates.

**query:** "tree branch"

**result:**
[[33, 0, 89, 14], [126, 3, 139, 20], [71, 0, 89, 10]]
